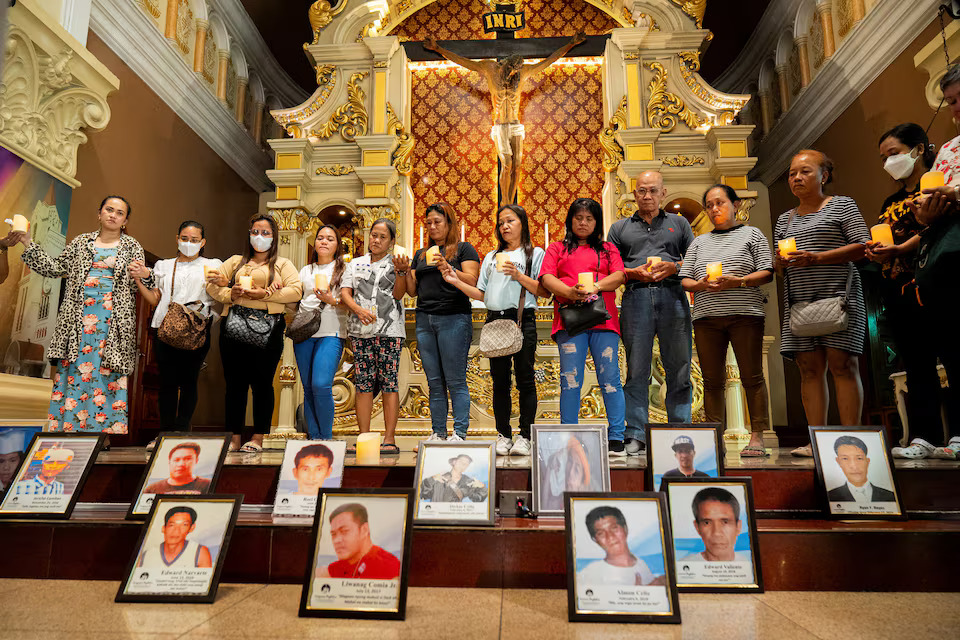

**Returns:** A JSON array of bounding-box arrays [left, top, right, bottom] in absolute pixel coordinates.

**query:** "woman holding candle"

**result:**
[[395, 203, 480, 442], [13, 196, 154, 439], [341, 219, 406, 454], [679, 185, 774, 457], [441, 204, 547, 456], [775, 151, 870, 457], [539, 198, 628, 455], [207, 214, 302, 452]]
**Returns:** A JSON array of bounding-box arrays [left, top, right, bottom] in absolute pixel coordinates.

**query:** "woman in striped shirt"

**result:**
[[679, 185, 774, 457], [775, 151, 870, 457]]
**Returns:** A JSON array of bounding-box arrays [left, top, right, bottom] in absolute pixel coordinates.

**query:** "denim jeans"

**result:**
[[416, 312, 473, 437], [555, 329, 626, 442], [620, 284, 692, 441], [293, 336, 344, 439]]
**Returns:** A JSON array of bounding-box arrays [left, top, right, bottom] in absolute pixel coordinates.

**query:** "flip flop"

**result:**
[[739, 445, 769, 457], [790, 444, 813, 458], [381, 443, 401, 455], [239, 441, 262, 453]]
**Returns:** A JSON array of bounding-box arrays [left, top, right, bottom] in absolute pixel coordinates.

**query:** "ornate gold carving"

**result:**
[[306, 1, 349, 47], [599, 95, 627, 173], [386, 102, 415, 176], [623, 52, 640, 60], [356, 22, 376, 43], [315, 63, 336, 88], [136, 0, 161, 20], [662, 154, 705, 167], [271, 208, 314, 232], [678, 52, 750, 113], [646, 61, 706, 133], [578, 386, 606, 419], [408, 340, 422, 372], [264, 431, 307, 441], [716, 111, 736, 125], [670, 0, 706, 28], [398, 385, 431, 418], [373, 61, 389, 69], [357, 205, 400, 227], [736, 197, 756, 222], [175, 0, 193, 54], [278, 365, 297, 383], [310, 71, 369, 141], [202, 28, 216, 84], [632, 11, 660, 31], [316, 164, 356, 176]]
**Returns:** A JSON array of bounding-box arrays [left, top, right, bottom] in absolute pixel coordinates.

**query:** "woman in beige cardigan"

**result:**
[[206, 213, 302, 452]]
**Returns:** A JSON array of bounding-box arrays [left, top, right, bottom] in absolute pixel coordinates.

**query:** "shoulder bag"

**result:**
[[479, 255, 531, 358], [157, 259, 211, 351], [558, 251, 611, 337], [286, 264, 324, 343]]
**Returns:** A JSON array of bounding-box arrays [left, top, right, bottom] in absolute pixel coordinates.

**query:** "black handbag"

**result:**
[[286, 308, 322, 343], [557, 252, 610, 337], [224, 305, 279, 348]]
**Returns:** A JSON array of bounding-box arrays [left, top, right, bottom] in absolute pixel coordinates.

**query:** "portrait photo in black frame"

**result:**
[[299, 487, 415, 620], [531, 424, 610, 516], [115, 493, 243, 603], [564, 491, 681, 624], [645, 423, 724, 492], [0, 432, 105, 519], [662, 476, 764, 593], [808, 426, 905, 521]]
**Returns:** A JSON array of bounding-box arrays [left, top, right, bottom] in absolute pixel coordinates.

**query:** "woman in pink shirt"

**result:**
[[539, 198, 628, 455]]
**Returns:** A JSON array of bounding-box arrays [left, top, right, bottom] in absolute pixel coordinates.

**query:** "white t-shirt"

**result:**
[[298, 262, 347, 338], [150, 257, 222, 328], [476, 247, 545, 311], [340, 253, 405, 339], [577, 557, 655, 586], [138, 539, 203, 568]]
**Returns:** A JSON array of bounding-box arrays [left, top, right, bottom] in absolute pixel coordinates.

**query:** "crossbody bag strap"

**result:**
[[515, 252, 533, 324], [783, 210, 797, 306], [169, 258, 177, 300]]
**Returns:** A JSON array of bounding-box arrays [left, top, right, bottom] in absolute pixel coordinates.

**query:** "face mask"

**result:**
[[250, 234, 273, 252], [178, 241, 202, 257], [883, 151, 917, 180]]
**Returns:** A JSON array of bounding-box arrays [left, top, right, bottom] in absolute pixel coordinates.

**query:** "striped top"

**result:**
[[14, 476, 65, 495], [678, 225, 773, 321]]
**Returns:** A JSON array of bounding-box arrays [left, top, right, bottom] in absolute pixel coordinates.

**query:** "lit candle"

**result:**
[[355, 432, 380, 464], [237, 275, 253, 290], [870, 223, 894, 247], [544, 222, 549, 246], [460, 226, 465, 243], [706, 262, 722, 281], [778, 237, 797, 259], [578, 272, 595, 293], [314, 273, 329, 291], [495, 253, 509, 272], [426, 245, 440, 265], [646, 256, 662, 267], [203, 265, 212, 280], [10, 214, 29, 233], [393, 244, 408, 258], [343, 253, 352, 263], [920, 171, 945, 191], [419, 225, 423, 249]]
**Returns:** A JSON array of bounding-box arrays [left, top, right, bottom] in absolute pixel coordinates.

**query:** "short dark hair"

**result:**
[[940, 63, 960, 93], [834, 435, 868, 456], [169, 442, 201, 460], [702, 184, 740, 208], [294, 443, 334, 469], [163, 506, 197, 526], [585, 505, 627, 538], [329, 502, 368, 526], [692, 487, 740, 522], [878, 123, 936, 170]]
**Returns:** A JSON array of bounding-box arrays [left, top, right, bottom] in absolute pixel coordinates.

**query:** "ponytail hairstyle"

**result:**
[[314, 224, 346, 290], [230, 213, 279, 287], [177, 220, 206, 256], [99, 195, 132, 233], [495, 203, 534, 264], [878, 123, 936, 170], [425, 202, 462, 261], [562, 198, 607, 257]]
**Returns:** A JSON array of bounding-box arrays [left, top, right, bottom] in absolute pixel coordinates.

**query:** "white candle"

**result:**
[[544, 222, 549, 246], [394, 244, 408, 258], [10, 214, 29, 233], [314, 273, 329, 291], [460, 225, 465, 243], [237, 275, 253, 290], [356, 432, 380, 464], [426, 245, 440, 265], [578, 272, 595, 293], [419, 225, 423, 249]]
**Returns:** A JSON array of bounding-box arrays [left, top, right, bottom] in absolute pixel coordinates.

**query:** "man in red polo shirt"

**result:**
[[316, 502, 400, 579]]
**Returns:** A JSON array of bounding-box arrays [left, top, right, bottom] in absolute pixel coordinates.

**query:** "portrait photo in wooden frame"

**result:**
[[115, 494, 243, 603], [413, 440, 496, 526], [645, 423, 724, 491], [299, 487, 415, 620], [662, 476, 764, 593], [531, 424, 610, 516]]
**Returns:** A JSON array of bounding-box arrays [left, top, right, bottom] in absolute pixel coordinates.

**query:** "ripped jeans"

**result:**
[[555, 329, 626, 441]]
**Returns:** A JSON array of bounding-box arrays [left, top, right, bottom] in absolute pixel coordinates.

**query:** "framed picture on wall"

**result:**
[[413, 441, 496, 526], [273, 440, 347, 517], [531, 424, 609, 516], [645, 423, 723, 491]]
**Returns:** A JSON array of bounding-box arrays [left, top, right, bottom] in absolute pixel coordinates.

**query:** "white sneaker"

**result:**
[[496, 435, 513, 456], [892, 438, 934, 459], [510, 435, 532, 456], [426, 433, 446, 442], [625, 438, 644, 456], [448, 433, 466, 442], [932, 437, 960, 460]]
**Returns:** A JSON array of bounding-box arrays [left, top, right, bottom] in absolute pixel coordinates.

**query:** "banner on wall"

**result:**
[[0, 145, 73, 380]]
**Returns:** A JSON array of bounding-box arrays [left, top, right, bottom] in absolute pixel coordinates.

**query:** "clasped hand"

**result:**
[[626, 260, 676, 282]]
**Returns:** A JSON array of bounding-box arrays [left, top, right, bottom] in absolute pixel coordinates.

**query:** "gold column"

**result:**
[[164, 0, 178, 41], [253, 101, 264, 144], [236, 77, 248, 123], [193, 19, 208, 73], [216, 50, 228, 103], [796, 37, 811, 88], [759, 91, 773, 135], [818, 3, 836, 58], [776, 64, 791, 113], [851, 0, 865, 22]]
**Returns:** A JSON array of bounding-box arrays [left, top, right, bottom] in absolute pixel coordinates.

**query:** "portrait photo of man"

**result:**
[[419, 454, 488, 503], [662, 436, 710, 480], [15, 446, 73, 495], [576, 506, 664, 586], [316, 503, 401, 580], [137, 506, 212, 569], [145, 442, 212, 495], [680, 487, 750, 563], [0, 430, 27, 492], [290, 444, 334, 496], [826, 435, 896, 503]]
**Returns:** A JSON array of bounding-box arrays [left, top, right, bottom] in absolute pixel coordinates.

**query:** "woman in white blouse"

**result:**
[[136, 221, 221, 447]]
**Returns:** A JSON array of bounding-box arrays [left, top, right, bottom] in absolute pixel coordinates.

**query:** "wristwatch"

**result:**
[[739, 277, 747, 288]]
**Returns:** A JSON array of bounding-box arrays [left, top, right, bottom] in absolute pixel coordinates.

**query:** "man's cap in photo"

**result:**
[[671, 435, 695, 451]]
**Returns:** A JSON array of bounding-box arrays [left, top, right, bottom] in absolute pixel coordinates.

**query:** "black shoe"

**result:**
[[608, 440, 627, 457]]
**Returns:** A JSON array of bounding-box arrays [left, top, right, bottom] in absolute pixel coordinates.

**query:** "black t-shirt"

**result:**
[[412, 242, 481, 315], [878, 186, 924, 282]]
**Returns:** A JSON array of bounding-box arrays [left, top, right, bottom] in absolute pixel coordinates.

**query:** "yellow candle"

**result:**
[[355, 432, 380, 464], [706, 262, 722, 281], [203, 265, 212, 280], [578, 272, 595, 292], [237, 275, 253, 290], [646, 256, 662, 267], [778, 237, 797, 259], [495, 253, 509, 272], [426, 245, 440, 265], [920, 171, 945, 191], [870, 223, 894, 247], [10, 214, 29, 233], [393, 244, 408, 258], [314, 273, 329, 291]]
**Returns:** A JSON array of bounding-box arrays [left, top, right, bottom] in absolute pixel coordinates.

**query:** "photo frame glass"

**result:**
[[810, 427, 902, 518], [664, 478, 762, 591], [0, 425, 45, 494], [130, 433, 230, 517], [414, 441, 495, 525], [647, 424, 722, 491], [532, 425, 609, 515], [0, 433, 102, 516], [273, 440, 347, 517]]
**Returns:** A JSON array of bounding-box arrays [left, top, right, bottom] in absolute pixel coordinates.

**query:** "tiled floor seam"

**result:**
[[752, 594, 831, 640], [173, 583, 270, 639]]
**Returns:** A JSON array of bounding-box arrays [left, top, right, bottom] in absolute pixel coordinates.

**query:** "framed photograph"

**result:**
[[0, 424, 45, 494], [127, 433, 231, 519], [646, 423, 723, 492], [116, 494, 243, 603], [273, 440, 347, 517], [565, 492, 680, 624], [662, 476, 763, 592], [413, 440, 495, 526], [531, 424, 610, 516], [0, 432, 104, 519], [809, 426, 904, 520], [300, 488, 415, 620]]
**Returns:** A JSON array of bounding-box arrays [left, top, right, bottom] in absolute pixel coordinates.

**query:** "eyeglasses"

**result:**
[[249, 229, 273, 236], [635, 188, 661, 197]]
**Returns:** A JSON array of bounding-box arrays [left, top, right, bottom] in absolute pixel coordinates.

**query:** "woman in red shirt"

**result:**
[[539, 198, 627, 455]]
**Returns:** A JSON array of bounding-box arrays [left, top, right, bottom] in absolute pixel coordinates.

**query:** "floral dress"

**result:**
[[47, 247, 129, 433]]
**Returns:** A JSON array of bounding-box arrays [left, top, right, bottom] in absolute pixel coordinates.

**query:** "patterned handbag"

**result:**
[[224, 305, 278, 349], [285, 307, 323, 343], [478, 255, 530, 358], [157, 260, 210, 351]]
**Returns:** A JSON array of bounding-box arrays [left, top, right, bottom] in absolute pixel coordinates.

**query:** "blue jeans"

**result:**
[[555, 329, 626, 442], [293, 336, 344, 439], [416, 312, 472, 437], [620, 285, 693, 441]]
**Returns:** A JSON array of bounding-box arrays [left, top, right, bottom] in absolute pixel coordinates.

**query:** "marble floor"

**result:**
[[0, 580, 956, 639]]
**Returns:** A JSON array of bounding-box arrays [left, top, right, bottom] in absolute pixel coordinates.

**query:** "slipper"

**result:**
[[739, 445, 769, 457], [228, 442, 241, 452], [790, 444, 813, 458], [145, 439, 158, 452], [239, 441, 262, 453], [346, 445, 357, 454], [381, 443, 400, 455]]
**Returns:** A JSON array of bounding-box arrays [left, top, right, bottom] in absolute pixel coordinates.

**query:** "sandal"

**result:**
[[739, 444, 769, 457], [790, 444, 813, 458], [239, 441, 262, 453], [145, 439, 158, 452], [381, 443, 401, 455]]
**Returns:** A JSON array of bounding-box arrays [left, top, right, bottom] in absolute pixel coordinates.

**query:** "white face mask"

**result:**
[[178, 241, 202, 257], [250, 234, 273, 252], [883, 151, 918, 181]]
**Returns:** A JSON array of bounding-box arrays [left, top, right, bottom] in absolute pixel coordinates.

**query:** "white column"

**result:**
[[59, 0, 93, 45]]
